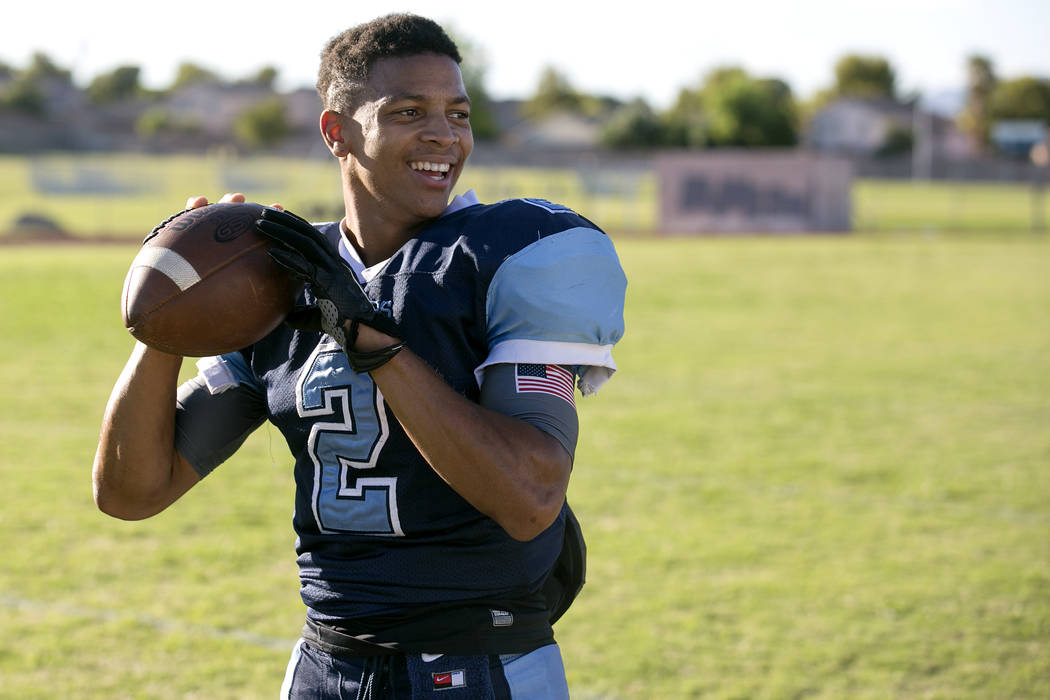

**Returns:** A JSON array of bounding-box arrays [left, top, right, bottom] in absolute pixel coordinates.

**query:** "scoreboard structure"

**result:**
[[657, 151, 853, 234]]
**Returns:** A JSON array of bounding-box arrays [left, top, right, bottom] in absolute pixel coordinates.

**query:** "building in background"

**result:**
[[805, 96, 975, 161]]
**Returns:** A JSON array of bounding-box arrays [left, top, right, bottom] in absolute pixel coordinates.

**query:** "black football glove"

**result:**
[[255, 207, 404, 372]]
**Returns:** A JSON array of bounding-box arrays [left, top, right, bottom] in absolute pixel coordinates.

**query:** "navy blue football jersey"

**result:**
[[177, 192, 626, 650]]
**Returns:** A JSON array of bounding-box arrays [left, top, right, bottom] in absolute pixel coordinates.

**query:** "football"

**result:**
[[121, 202, 302, 356]]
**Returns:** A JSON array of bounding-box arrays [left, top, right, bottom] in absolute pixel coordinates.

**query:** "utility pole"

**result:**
[[912, 99, 933, 181], [1031, 141, 1049, 233]]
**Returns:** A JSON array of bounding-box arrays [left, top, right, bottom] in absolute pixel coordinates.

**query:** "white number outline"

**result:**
[[296, 340, 403, 536]]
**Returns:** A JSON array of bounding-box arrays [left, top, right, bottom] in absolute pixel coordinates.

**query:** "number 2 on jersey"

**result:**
[[296, 343, 403, 536]]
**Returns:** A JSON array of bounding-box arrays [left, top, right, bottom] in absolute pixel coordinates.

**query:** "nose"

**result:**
[[421, 113, 458, 147]]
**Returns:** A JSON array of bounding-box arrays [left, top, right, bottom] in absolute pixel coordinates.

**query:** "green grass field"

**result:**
[[852, 179, 1050, 233], [0, 154, 657, 238], [2, 153, 1047, 237], [0, 231, 1047, 698]]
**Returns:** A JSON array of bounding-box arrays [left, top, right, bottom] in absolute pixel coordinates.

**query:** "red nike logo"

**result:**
[[432, 669, 465, 689]]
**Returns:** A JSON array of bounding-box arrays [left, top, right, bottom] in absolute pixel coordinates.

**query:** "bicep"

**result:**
[[479, 363, 579, 463]]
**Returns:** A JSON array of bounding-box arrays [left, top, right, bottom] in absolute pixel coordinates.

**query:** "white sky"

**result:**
[[3, 0, 1047, 109]]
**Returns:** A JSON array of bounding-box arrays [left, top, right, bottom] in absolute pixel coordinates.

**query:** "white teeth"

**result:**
[[411, 161, 450, 173]]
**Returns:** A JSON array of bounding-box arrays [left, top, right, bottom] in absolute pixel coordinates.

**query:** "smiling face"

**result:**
[[339, 52, 474, 235]]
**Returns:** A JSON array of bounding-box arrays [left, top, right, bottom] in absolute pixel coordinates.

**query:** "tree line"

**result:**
[[593, 54, 1049, 153], [1, 50, 1047, 153]]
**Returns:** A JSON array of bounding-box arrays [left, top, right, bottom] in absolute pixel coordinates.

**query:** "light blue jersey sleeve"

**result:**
[[476, 226, 627, 395]]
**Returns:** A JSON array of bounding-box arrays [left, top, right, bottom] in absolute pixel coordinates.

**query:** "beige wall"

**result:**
[[657, 151, 853, 233]]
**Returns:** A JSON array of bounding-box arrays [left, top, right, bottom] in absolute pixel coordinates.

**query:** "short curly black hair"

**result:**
[[317, 13, 462, 112]]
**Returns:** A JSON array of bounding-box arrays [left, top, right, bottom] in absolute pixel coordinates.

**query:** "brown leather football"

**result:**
[[121, 202, 302, 356]]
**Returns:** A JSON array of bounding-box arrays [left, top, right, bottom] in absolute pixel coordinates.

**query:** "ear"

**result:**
[[320, 110, 352, 158]]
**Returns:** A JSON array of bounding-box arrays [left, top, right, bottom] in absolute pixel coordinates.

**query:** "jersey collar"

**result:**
[[337, 190, 480, 282]]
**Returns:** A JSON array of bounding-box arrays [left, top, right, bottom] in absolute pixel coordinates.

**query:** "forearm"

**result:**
[[93, 342, 199, 519], [370, 346, 571, 541]]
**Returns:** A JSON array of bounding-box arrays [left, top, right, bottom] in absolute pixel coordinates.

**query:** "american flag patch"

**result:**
[[516, 364, 575, 406]]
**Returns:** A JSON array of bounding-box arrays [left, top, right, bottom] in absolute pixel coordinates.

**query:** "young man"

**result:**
[[93, 13, 626, 699]]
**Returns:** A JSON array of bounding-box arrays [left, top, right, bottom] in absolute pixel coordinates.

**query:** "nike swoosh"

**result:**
[[421, 653, 444, 663]]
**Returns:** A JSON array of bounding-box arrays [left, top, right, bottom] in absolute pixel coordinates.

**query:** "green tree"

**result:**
[[957, 55, 997, 152], [0, 52, 72, 117], [877, 126, 914, 156], [701, 67, 798, 146], [832, 54, 896, 99], [599, 98, 665, 148], [86, 65, 142, 104], [989, 76, 1050, 122], [0, 77, 45, 116], [23, 52, 72, 84], [615, 66, 798, 150], [135, 107, 201, 138], [240, 66, 279, 89], [523, 66, 582, 118], [663, 85, 708, 147], [136, 107, 172, 137], [171, 62, 220, 91], [447, 30, 499, 140], [233, 98, 290, 149]]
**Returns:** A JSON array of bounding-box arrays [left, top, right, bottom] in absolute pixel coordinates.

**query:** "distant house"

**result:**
[[805, 97, 975, 160], [166, 82, 277, 137], [506, 110, 602, 149], [151, 83, 323, 153], [805, 97, 913, 155], [488, 100, 602, 150], [0, 75, 88, 151], [283, 88, 323, 133], [40, 75, 86, 115]]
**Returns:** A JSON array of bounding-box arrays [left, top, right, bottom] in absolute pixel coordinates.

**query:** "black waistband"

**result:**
[[302, 602, 555, 658], [302, 617, 402, 658]]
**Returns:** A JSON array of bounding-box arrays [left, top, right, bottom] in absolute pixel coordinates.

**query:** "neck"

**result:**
[[340, 189, 430, 270], [340, 177, 434, 268], [341, 209, 419, 268]]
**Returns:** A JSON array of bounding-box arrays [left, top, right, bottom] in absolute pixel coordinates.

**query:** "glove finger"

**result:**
[[261, 206, 316, 234], [255, 217, 313, 249], [268, 248, 317, 283], [259, 207, 339, 257], [257, 219, 335, 265], [283, 304, 324, 332]]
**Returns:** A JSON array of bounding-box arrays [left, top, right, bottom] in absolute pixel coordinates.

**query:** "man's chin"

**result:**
[[412, 193, 453, 221]]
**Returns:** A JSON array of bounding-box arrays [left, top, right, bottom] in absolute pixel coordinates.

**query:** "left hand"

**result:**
[[255, 207, 403, 372]]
